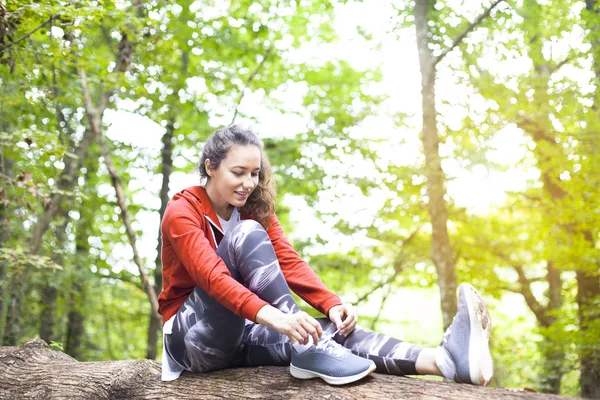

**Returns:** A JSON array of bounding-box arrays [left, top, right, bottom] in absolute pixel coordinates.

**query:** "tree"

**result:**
[[0, 338, 570, 400], [455, 0, 599, 394], [411, 0, 504, 329]]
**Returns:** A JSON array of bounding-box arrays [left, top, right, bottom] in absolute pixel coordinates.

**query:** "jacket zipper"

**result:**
[[204, 214, 223, 247]]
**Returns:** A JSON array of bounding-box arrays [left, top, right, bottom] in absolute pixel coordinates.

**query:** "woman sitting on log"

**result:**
[[158, 125, 494, 386]]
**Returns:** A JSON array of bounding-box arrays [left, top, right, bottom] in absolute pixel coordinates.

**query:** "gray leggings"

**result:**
[[164, 220, 423, 375]]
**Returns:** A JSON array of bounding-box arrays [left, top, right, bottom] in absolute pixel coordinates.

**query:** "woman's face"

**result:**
[[205, 144, 261, 214]]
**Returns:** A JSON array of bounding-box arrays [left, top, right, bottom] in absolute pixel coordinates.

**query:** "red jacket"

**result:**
[[158, 186, 342, 325]]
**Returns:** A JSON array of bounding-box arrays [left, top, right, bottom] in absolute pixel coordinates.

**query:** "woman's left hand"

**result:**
[[328, 303, 358, 336]]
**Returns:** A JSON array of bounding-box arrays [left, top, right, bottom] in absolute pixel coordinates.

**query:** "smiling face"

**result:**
[[204, 144, 261, 220]]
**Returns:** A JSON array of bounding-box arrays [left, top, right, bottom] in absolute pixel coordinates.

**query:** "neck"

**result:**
[[205, 181, 233, 220]]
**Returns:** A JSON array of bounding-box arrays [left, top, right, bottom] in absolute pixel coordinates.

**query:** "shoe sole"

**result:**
[[462, 283, 493, 386], [290, 361, 376, 385]]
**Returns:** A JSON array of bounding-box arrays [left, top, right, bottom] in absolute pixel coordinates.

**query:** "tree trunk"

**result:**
[[65, 293, 85, 360], [413, 0, 457, 330], [39, 215, 68, 344], [0, 147, 11, 341], [146, 119, 174, 359], [39, 286, 58, 344], [539, 262, 564, 393], [575, 267, 600, 399], [65, 145, 100, 361], [515, 3, 567, 392], [580, 2, 600, 398], [0, 338, 569, 400], [65, 225, 87, 360]]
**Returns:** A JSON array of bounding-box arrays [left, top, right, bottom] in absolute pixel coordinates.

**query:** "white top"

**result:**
[[217, 207, 240, 234], [161, 207, 240, 381]]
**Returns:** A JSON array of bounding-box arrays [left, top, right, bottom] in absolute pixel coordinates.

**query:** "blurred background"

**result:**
[[0, 0, 599, 397]]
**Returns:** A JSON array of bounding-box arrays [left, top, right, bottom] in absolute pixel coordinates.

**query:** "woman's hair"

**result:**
[[199, 125, 276, 229]]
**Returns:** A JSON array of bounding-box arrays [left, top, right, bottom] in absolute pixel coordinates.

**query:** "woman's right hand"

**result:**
[[255, 305, 322, 345]]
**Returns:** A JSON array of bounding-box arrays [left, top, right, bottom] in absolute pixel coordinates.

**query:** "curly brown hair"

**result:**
[[199, 125, 276, 229]]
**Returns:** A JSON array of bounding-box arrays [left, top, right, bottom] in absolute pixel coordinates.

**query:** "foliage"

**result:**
[[0, 0, 598, 397]]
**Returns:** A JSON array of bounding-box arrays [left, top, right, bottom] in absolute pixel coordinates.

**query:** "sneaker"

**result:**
[[435, 283, 493, 385], [290, 330, 376, 385]]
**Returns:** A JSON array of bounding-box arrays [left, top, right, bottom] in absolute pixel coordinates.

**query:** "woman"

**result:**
[[159, 125, 493, 386]]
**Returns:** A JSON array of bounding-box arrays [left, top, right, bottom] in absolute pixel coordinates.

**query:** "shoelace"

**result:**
[[442, 313, 458, 345], [315, 329, 350, 357], [442, 327, 452, 345]]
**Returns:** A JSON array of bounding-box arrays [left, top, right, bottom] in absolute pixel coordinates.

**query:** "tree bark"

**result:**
[[65, 149, 99, 361], [575, 267, 600, 399], [579, 2, 600, 398], [0, 338, 569, 400], [413, 0, 458, 330], [0, 146, 11, 341], [39, 215, 68, 344], [39, 286, 59, 344], [539, 262, 564, 394], [146, 118, 174, 359], [65, 297, 84, 360]]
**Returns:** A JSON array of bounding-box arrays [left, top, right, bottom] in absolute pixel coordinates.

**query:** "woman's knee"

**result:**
[[231, 220, 269, 246], [170, 315, 245, 372], [220, 220, 268, 255], [226, 220, 275, 263]]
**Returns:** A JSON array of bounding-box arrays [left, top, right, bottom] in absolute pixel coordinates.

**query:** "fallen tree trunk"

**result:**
[[0, 339, 568, 400]]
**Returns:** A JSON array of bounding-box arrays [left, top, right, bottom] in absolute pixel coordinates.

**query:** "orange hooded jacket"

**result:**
[[158, 186, 342, 325]]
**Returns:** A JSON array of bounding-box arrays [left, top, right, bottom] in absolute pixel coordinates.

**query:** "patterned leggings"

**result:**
[[164, 220, 423, 375]]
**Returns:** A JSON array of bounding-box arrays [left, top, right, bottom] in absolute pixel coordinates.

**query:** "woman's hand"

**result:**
[[255, 305, 322, 345], [328, 303, 358, 336]]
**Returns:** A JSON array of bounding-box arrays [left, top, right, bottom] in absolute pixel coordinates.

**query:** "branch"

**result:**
[[433, 0, 505, 67], [78, 70, 102, 136], [355, 271, 398, 305], [230, 45, 273, 125], [515, 115, 554, 143], [0, 16, 54, 51], [550, 48, 587, 74], [513, 265, 550, 326], [98, 132, 160, 320], [369, 278, 395, 330], [400, 224, 423, 248], [551, 56, 572, 73]]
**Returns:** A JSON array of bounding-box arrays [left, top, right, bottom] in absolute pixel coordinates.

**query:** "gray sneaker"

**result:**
[[290, 331, 376, 385], [435, 283, 493, 385]]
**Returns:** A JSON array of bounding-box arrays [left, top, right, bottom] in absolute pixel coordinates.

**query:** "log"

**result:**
[[0, 338, 569, 400]]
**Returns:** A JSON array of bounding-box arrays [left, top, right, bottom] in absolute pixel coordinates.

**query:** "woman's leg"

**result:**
[[164, 283, 246, 373], [325, 321, 440, 376], [226, 221, 431, 375], [240, 315, 441, 377], [165, 220, 302, 372]]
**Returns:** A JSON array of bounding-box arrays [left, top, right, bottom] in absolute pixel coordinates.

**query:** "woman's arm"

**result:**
[[164, 200, 326, 343], [162, 200, 268, 321], [266, 213, 343, 317]]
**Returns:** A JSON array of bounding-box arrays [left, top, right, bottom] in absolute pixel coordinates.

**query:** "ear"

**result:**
[[204, 159, 214, 177]]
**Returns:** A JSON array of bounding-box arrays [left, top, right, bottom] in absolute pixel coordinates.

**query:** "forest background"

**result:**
[[1, 0, 599, 397]]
